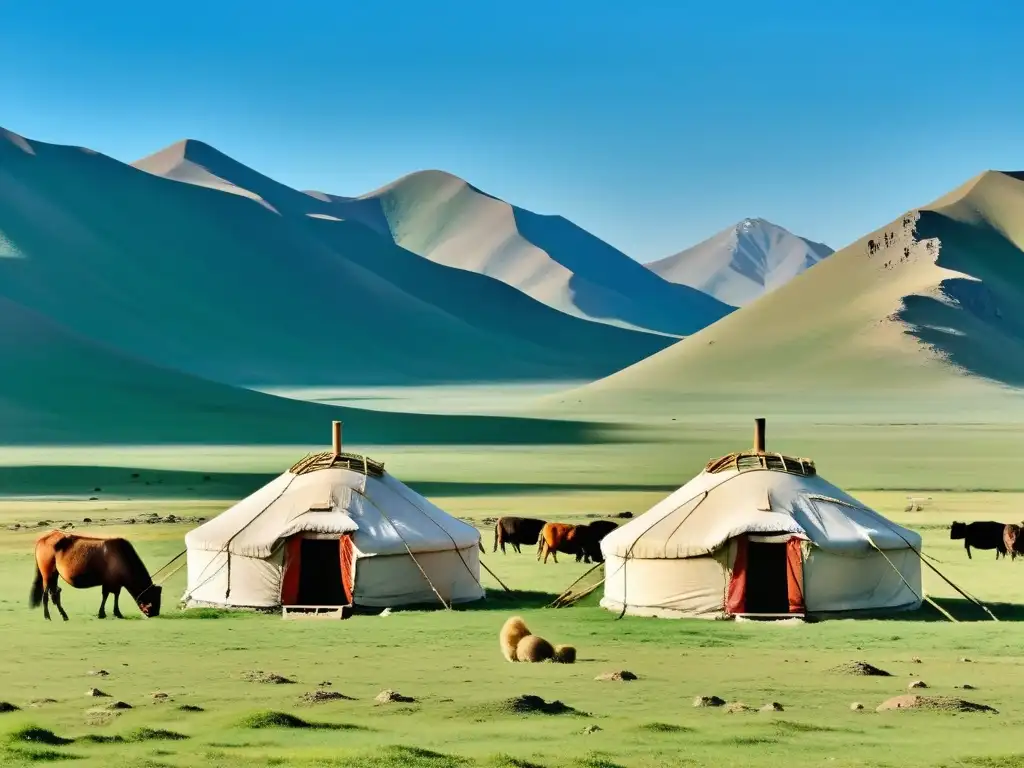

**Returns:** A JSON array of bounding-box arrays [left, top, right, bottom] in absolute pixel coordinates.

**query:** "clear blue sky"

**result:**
[[3, 0, 1022, 260]]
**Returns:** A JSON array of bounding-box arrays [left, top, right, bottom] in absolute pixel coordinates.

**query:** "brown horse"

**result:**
[[29, 530, 162, 621]]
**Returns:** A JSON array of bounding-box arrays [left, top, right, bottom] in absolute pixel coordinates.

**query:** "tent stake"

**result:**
[[478, 558, 512, 593]]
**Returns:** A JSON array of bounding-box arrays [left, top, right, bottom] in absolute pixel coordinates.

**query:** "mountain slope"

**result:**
[[544, 170, 1024, 416], [646, 218, 833, 307], [0, 128, 667, 391], [314, 170, 733, 337], [132, 139, 672, 374], [0, 294, 600, 446]]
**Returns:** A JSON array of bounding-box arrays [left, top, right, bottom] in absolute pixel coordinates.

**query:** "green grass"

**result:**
[[6, 419, 1024, 767]]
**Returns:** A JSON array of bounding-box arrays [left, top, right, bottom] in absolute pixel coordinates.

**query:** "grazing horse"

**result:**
[[29, 530, 162, 621]]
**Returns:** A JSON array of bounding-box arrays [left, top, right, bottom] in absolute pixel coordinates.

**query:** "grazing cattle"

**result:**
[[1004, 523, 1023, 561], [493, 516, 547, 555], [949, 521, 1007, 560], [29, 530, 162, 621], [537, 523, 583, 564], [575, 520, 619, 564]]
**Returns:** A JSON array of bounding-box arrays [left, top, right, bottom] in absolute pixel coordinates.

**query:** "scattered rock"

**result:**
[[959, 657, 973, 663], [36, 520, 49, 527], [760, 702, 784, 712], [956, 684, 977, 690], [29, 699, 58, 708], [86, 688, 110, 697], [850, 702, 865, 711], [581, 724, 602, 734], [151, 692, 169, 701], [910, 657, 922, 664], [908, 680, 928, 690], [0, 702, 19, 713], [616, 511, 634, 519], [165, 514, 178, 523], [596, 670, 637, 682], [375, 689, 415, 704], [498, 694, 578, 715], [88, 670, 109, 677], [242, 670, 295, 685], [106, 701, 132, 710], [82, 517, 92, 523], [876, 695, 996, 713], [830, 661, 891, 677], [725, 702, 753, 713], [318, 681, 333, 688], [300, 690, 355, 704], [693, 695, 726, 708]]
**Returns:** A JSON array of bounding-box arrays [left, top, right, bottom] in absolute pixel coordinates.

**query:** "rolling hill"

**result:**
[[646, 218, 833, 307], [543, 170, 1024, 417], [0, 127, 668, 390], [314, 170, 733, 336], [0, 292, 606, 446]]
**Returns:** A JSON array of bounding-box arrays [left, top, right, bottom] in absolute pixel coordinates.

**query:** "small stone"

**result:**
[[760, 702, 784, 712], [908, 680, 928, 690], [693, 695, 726, 708], [595, 670, 637, 682], [86, 688, 110, 697], [82, 518, 92, 523], [910, 657, 922, 664], [151, 692, 169, 700], [959, 657, 972, 663], [581, 725, 602, 734], [957, 684, 976, 690], [850, 702, 864, 711], [375, 689, 415, 704], [725, 702, 753, 713], [87, 670, 109, 677]]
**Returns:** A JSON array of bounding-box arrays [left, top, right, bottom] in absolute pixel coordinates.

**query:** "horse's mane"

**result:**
[[115, 539, 153, 585]]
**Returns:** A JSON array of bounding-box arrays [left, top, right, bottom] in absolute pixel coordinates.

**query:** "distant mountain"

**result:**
[[0, 128, 670, 390], [646, 218, 834, 307], [310, 170, 733, 337], [543, 170, 1024, 415]]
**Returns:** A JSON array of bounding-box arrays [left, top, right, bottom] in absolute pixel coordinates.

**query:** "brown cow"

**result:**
[[536, 523, 582, 564], [1004, 523, 1023, 561]]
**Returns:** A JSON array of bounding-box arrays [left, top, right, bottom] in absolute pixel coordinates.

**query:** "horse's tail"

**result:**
[[29, 563, 43, 608], [493, 521, 500, 553]]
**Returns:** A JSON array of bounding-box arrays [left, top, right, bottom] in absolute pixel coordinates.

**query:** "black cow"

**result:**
[[575, 520, 619, 564], [950, 521, 1007, 560], [493, 516, 547, 554]]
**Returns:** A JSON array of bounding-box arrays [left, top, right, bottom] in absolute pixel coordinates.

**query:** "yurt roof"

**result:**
[[602, 420, 921, 561], [185, 429, 479, 559]]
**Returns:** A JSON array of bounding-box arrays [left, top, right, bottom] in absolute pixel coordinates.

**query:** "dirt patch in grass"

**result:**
[[595, 671, 637, 682], [497, 695, 585, 716], [6, 727, 74, 746], [238, 710, 362, 730], [242, 670, 294, 684], [375, 690, 416, 704], [830, 661, 892, 677], [876, 695, 997, 713], [639, 722, 692, 733], [300, 690, 355, 704]]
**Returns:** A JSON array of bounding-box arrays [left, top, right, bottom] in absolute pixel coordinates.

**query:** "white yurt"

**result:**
[[183, 423, 484, 611], [600, 419, 923, 620]]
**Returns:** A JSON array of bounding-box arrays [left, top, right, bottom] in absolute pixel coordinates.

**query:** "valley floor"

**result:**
[[2, 491, 1024, 768]]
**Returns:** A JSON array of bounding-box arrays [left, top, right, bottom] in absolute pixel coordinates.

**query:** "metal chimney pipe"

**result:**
[[753, 417, 765, 453], [332, 420, 342, 456]]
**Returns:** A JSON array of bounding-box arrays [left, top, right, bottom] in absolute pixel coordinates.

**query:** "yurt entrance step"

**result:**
[[733, 612, 805, 621], [282, 604, 353, 620]]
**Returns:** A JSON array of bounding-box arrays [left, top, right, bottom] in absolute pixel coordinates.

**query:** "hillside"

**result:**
[[0, 294, 607, 446], [544, 170, 1024, 417], [646, 218, 833, 306], [322, 170, 732, 336], [0, 128, 666, 390]]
